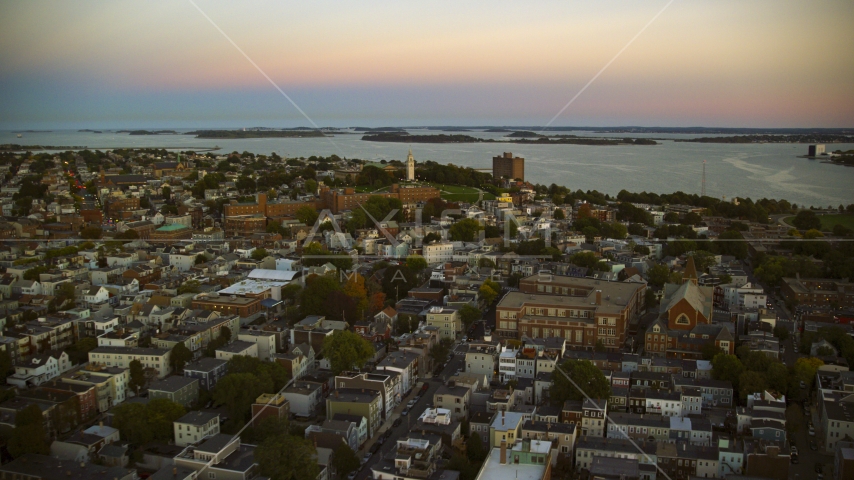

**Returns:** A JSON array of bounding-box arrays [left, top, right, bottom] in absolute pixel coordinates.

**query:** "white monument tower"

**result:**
[[406, 148, 415, 181]]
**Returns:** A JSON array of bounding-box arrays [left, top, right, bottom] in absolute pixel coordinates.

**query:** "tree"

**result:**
[[581, 226, 600, 243], [449, 218, 482, 242], [430, 338, 454, 365], [214, 373, 271, 426], [342, 273, 368, 318], [459, 305, 481, 331], [177, 280, 201, 295], [226, 356, 289, 392], [553, 208, 565, 220], [701, 341, 723, 360], [8, 404, 49, 458], [792, 210, 821, 230], [738, 371, 768, 400], [793, 357, 823, 389], [146, 399, 187, 442], [405, 255, 428, 271], [129, 359, 146, 393], [767, 362, 789, 394], [569, 251, 602, 270], [466, 432, 486, 462], [195, 254, 207, 265], [477, 257, 496, 269], [594, 340, 606, 352], [170, 342, 193, 372], [322, 330, 375, 375], [549, 359, 611, 406], [369, 292, 386, 315], [647, 264, 671, 287], [112, 403, 153, 445], [711, 354, 744, 392], [65, 337, 97, 364], [689, 251, 716, 273], [251, 248, 269, 260], [331, 442, 361, 478], [300, 275, 341, 316], [296, 205, 319, 226], [256, 434, 320, 480], [479, 279, 500, 306], [446, 453, 480, 480]]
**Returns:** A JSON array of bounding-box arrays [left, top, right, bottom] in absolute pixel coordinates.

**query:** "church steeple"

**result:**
[[684, 255, 698, 285]]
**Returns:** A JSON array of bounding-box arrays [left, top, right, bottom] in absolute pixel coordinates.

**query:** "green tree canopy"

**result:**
[[449, 218, 482, 242], [251, 248, 269, 260], [459, 304, 481, 331], [323, 330, 375, 375], [711, 354, 744, 392], [256, 434, 320, 480], [296, 205, 319, 226], [430, 338, 454, 365], [466, 432, 486, 463], [213, 373, 272, 427], [226, 355, 290, 391], [647, 264, 671, 287], [170, 342, 193, 372], [300, 275, 342, 316], [549, 359, 611, 406], [129, 359, 147, 393], [8, 404, 49, 458], [331, 442, 361, 478], [405, 255, 428, 271], [792, 210, 821, 230]]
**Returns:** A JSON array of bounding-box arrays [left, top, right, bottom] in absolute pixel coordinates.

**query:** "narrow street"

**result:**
[[354, 349, 465, 480]]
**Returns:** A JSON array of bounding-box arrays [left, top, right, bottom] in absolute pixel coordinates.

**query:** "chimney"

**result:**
[[500, 440, 507, 464], [173, 467, 177, 476], [99, 421, 103, 428], [595, 290, 602, 305]]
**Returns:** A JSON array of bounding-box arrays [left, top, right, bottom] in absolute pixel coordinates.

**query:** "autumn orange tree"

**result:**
[[343, 273, 368, 319]]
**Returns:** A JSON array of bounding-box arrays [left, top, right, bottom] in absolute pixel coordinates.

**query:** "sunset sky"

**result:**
[[1, 0, 852, 128]]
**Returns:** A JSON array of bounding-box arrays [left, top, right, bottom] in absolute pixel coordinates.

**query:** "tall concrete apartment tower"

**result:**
[[406, 148, 416, 181], [492, 152, 524, 181]]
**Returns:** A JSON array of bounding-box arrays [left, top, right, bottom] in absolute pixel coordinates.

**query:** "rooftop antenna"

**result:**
[[701, 160, 706, 197]]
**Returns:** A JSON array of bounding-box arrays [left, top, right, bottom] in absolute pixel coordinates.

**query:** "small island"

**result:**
[[505, 131, 545, 138], [119, 130, 179, 135], [186, 130, 327, 139], [362, 132, 657, 145], [362, 132, 481, 143], [676, 133, 854, 144]]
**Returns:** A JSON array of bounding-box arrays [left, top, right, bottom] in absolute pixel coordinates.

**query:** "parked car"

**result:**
[[407, 399, 416, 408], [393, 418, 402, 427], [800, 381, 807, 389], [383, 430, 394, 440], [363, 452, 372, 463], [809, 425, 815, 436], [421, 384, 429, 393], [370, 442, 382, 454], [347, 472, 358, 480], [815, 462, 823, 474], [810, 440, 818, 451], [401, 409, 409, 416]]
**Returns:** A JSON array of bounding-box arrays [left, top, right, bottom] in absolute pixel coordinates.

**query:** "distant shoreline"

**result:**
[[361, 132, 658, 145]]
